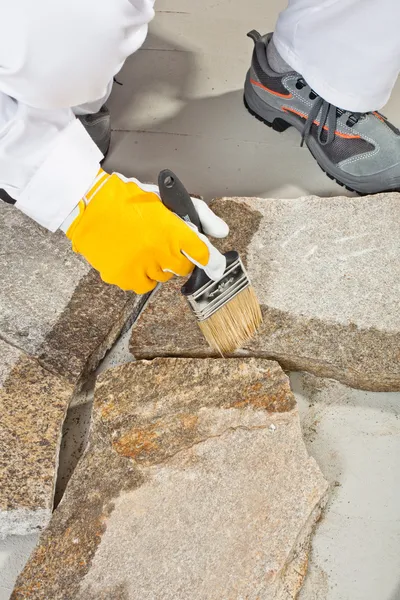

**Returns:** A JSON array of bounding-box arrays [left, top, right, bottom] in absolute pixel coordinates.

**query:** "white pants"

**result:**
[[274, 0, 400, 112], [0, 0, 399, 230]]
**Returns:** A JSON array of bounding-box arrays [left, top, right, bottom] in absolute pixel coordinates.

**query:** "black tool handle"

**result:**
[[158, 170, 202, 232], [158, 169, 229, 296]]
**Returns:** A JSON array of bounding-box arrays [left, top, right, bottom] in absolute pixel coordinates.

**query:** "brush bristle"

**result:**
[[198, 286, 262, 355]]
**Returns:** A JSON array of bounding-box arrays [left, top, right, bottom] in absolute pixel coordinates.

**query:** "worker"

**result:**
[[1, 0, 399, 295]]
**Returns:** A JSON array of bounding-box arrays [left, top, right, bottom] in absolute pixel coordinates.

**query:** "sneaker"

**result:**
[[77, 105, 111, 159], [244, 31, 400, 195]]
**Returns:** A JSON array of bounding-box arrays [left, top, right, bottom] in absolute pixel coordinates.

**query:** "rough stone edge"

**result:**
[[0, 293, 143, 532], [131, 349, 399, 393], [0, 340, 76, 538], [131, 318, 400, 393], [277, 485, 329, 599], [68, 293, 144, 404], [35, 268, 140, 385], [259, 350, 400, 394], [80, 293, 141, 383], [0, 368, 73, 538]]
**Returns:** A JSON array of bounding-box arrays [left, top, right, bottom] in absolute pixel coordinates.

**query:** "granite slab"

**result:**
[[0, 203, 139, 384], [0, 203, 142, 535], [12, 358, 328, 599], [131, 193, 400, 391], [0, 339, 73, 537]]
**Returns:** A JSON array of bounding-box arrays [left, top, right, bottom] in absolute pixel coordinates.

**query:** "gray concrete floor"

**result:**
[[293, 375, 400, 600], [2, 1, 400, 598]]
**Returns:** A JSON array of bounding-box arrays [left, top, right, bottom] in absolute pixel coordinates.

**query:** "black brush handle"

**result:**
[[158, 169, 210, 294], [158, 170, 202, 232], [158, 169, 233, 296]]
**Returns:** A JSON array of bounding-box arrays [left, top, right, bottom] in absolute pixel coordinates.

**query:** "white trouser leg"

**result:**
[[274, 0, 400, 112]]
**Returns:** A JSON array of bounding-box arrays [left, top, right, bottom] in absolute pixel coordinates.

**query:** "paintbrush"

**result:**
[[158, 169, 262, 354]]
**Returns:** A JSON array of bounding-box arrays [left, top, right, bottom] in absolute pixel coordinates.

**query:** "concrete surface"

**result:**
[[293, 373, 400, 600], [11, 359, 328, 600], [104, 1, 400, 202], [0, 535, 38, 600]]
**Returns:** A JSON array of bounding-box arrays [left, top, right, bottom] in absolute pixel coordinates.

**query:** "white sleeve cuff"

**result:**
[[15, 119, 103, 232]]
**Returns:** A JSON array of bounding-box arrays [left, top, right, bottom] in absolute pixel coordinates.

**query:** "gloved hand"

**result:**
[[62, 170, 229, 294]]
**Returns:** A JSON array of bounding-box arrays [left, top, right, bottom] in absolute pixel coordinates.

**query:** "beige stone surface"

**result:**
[[0, 340, 74, 537], [131, 194, 400, 391], [12, 358, 328, 600], [0, 204, 142, 536], [0, 203, 139, 384]]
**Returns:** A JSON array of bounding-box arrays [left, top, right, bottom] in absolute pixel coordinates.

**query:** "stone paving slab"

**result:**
[[12, 358, 328, 600], [0, 204, 139, 384], [0, 204, 142, 536], [131, 193, 400, 391], [0, 339, 74, 537]]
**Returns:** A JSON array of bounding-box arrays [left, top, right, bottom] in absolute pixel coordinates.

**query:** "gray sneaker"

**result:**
[[244, 31, 400, 194], [77, 105, 111, 159]]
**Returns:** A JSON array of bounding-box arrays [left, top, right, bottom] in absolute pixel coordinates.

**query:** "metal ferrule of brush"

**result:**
[[182, 252, 250, 321]]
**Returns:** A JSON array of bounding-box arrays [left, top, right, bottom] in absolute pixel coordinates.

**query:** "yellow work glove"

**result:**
[[61, 170, 229, 294]]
